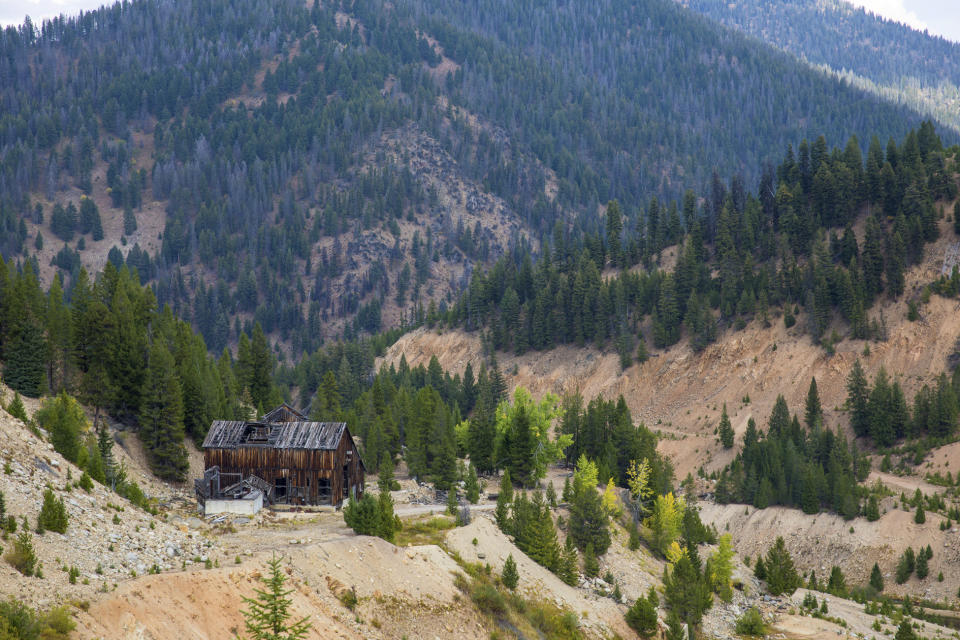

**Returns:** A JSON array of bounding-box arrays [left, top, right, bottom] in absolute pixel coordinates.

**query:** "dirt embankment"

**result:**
[[380, 220, 960, 480], [699, 502, 960, 602]]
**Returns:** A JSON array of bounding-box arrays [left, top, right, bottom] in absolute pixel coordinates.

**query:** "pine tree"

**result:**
[[502, 553, 519, 590], [98, 422, 117, 489], [870, 563, 884, 592], [583, 542, 599, 578], [507, 403, 535, 487], [377, 489, 397, 542], [35, 391, 86, 464], [495, 469, 513, 530], [446, 486, 459, 516], [804, 378, 823, 429], [865, 495, 880, 521], [753, 556, 767, 581], [378, 452, 397, 492], [914, 503, 925, 524], [239, 553, 311, 640], [569, 483, 611, 555], [309, 371, 342, 421], [343, 494, 381, 536], [37, 488, 69, 534], [718, 404, 734, 449], [664, 612, 686, 640], [896, 548, 915, 584], [464, 462, 481, 504], [4, 322, 46, 398], [626, 587, 659, 637], [6, 392, 27, 422], [763, 537, 800, 596], [895, 620, 917, 640], [139, 342, 188, 482], [827, 566, 846, 595], [916, 552, 929, 579], [558, 536, 579, 586], [663, 550, 713, 632]]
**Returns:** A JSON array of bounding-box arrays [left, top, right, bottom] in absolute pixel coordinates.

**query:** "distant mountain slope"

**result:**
[[0, 0, 949, 356], [681, 0, 960, 132]]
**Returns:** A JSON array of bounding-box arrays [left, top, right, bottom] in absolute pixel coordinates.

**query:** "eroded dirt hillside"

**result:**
[[381, 221, 960, 479]]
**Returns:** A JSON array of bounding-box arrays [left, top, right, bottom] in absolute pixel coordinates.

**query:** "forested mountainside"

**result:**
[[448, 125, 957, 360], [0, 0, 945, 357], [682, 0, 960, 132]]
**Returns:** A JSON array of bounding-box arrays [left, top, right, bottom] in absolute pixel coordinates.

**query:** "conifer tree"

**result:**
[[870, 563, 884, 592], [626, 587, 659, 638], [718, 404, 734, 449], [37, 488, 68, 534], [827, 566, 846, 595], [753, 556, 767, 581], [464, 462, 481, 504], [239, 553, 311, 640], [245, 323, 275, 411], [377, 488, 397, 542], [35, 391, 86, 464], [4, 322, 46, 398], [804, 377, 823, 429], [495, 469, 513, 531], [583, 542, 599, 578], [895, 620, 917, 640], [139, 341, 188, 482], [378, 452, 397, 493], [502, 553, 519, 590], [763, 537, 800, 596], [569, 482, 611, 555], [98, 422, 117, 489], [6, 392, 27, 422], [506, 403, 535, 487], [558, 536, 579, 586], [663, 550, 713, 633], [916, 551, 929, 579]]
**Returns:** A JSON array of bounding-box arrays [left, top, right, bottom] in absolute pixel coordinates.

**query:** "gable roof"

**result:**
[[202, 419, 348, 450], [260, 402, 308, 423]]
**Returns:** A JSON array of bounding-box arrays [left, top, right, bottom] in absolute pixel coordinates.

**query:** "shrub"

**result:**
[[471, 583, 508, 615], [6, 530, 37, 576], [734, 608, 768, 636], [6, 392, 27, 422], [38, 489, 68, 534], [78, 472, 94, 493], [0, 600, 74, 639]]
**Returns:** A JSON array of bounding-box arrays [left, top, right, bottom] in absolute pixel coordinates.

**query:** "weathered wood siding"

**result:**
[[203, 439, 364, 506]]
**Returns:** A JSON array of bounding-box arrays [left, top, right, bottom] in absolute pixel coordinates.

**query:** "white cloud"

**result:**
[[845, 0, 931, 33]]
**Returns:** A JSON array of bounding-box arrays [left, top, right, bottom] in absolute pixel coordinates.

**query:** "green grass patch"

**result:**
[[452, 558, 582, 640], [394, 515, 456, 547]]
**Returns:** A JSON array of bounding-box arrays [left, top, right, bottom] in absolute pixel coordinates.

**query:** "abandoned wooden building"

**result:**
[[197, 403, 365, 507]]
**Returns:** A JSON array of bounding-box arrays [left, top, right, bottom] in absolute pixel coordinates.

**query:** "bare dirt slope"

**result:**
[[73, 563, 362, 640], [700, 501, 960, 602], [381, 221, 960, 479]]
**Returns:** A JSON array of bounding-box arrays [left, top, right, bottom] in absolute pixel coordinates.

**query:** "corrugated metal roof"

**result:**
[[202, 419, 347, 450]]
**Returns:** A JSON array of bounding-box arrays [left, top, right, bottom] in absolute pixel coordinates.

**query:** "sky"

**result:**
[[846, 0, 960, 42], [1, 0, 960, 42]]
